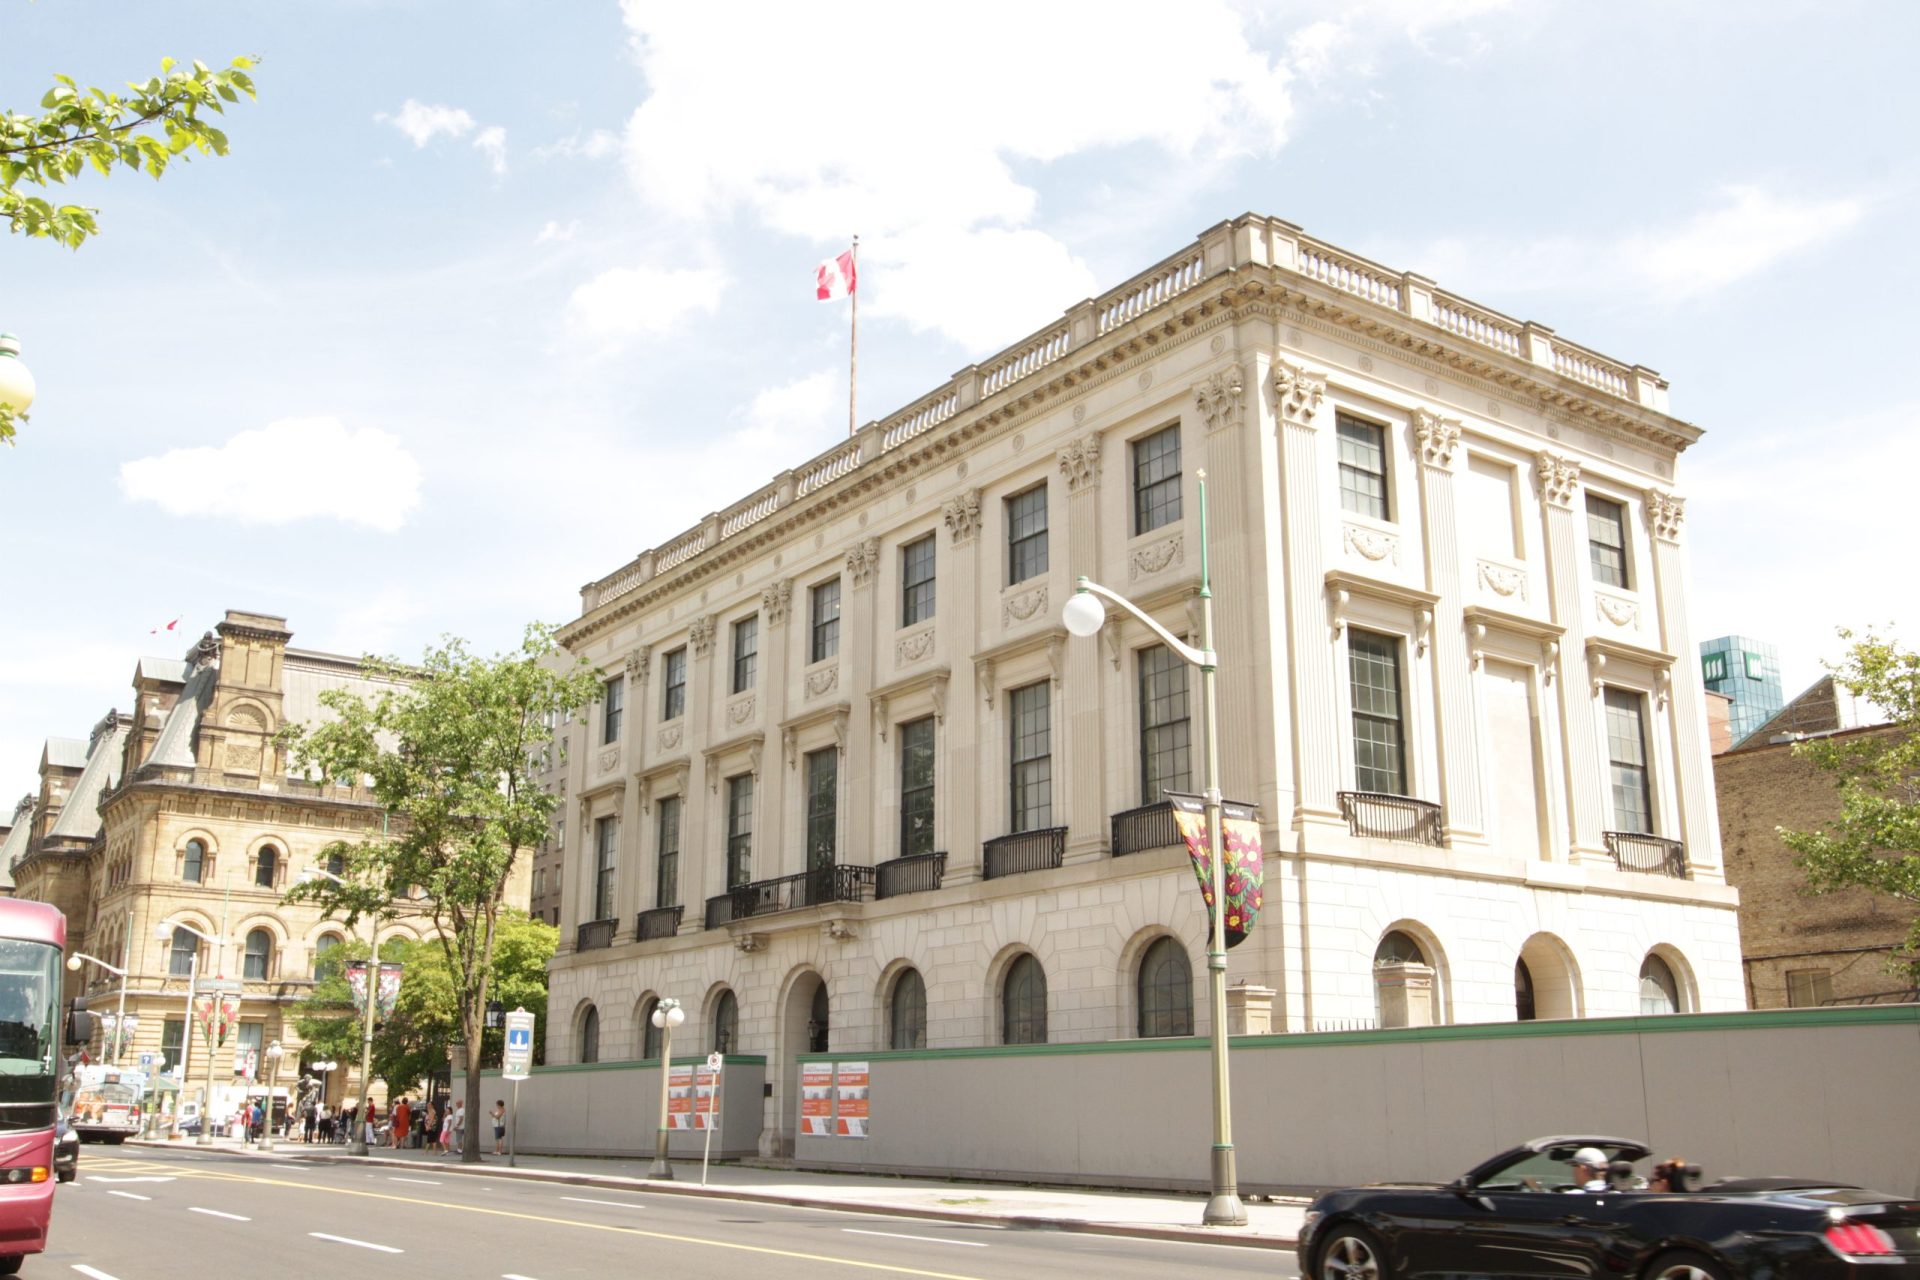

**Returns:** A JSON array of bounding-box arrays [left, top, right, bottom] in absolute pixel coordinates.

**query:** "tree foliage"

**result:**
[[292, 914, 557, 1100], [1, 56, 257, 249], [280, 625, 600, 1160], [1779, 630, 1920, 978]]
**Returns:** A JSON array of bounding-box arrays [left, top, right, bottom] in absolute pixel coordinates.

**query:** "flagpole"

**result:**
[[848, 234, 859, 438]]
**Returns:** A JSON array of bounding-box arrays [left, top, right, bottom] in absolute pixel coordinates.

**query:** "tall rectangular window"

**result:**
[[1006, 485, 1049, 585], [1349, 630, 1408, 795], [901, 534, 936, 625], [1587, 495, 1629, 588], [731, 615, 759, 694], [805, 748, 838, 868], [662, 648, 686, 720], [160, 1017, 185, 1073], [810, 579, 841, 663], [1604, 687, 1653, 833], [1139, 645, 1192, 803], [1008, 682, 1052, 833], [602, 677, 624, 745], [1132, 425, 1182, 534], [726, 774, 754, 887], [899, 717, 936, 857], [655, 795, 680, 908], [1337, 414, 1389, 520], [1785, 968, 1833, 1008], [593, 816, 618, 921], [235, 1022, 264, 1076]]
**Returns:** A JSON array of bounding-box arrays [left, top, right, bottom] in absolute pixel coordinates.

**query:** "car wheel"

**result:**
[[1318, 1225, 1391, 1280], [58, 1168, 75, 1183], [0, 1253, 21, 1276], [1645, 1250, 1729, 1280]]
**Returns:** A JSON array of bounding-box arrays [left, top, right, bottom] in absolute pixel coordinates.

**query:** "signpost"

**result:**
[[501, 1008, 534, 1169], [700, 1052, 723, 1185]]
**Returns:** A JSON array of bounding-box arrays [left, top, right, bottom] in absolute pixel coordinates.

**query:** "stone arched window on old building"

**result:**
[[1137, 937, 1194, 1037], [312, 933, 342, 980], [888, 969, 927, 1050], [712, 990, 737, 1055], [1373, 929, 1438, 1029], [183, 839, 206, 884], [639, 996, 661, 1059], [255, 845, 279, 888], [1640, 953, 1682, 1015], [168, 927, 199, 977], [1002, 954, 1047, 1045], [243, 928, 273, 981], [578, 1005, 600, 1064]]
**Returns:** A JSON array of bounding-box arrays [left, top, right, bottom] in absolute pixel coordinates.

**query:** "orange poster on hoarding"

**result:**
[[667, 1064, 696, 1130], [834, 1062, 869, 1139], [692, 1065, 719, 1132], [799, 1062, 834, 1137]]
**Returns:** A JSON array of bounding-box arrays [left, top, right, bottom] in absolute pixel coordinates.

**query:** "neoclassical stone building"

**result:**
[[547, 214, 1740, 1155], [5, 610, 520, 1118]]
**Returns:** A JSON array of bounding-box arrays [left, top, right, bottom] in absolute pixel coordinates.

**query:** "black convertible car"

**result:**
[[1299, 1135, 1920, 1280]]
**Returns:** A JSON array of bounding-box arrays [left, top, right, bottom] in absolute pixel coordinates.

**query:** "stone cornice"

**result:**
[[562, 254, 1701, 648]]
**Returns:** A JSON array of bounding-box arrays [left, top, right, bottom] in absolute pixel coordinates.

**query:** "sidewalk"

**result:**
[[127, 1133, 1306, 1249]]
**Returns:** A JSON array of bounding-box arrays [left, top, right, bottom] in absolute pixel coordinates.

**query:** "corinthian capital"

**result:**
[[1057, 433, 1102, 493], [1645, 489, 1686, 542], [1411, 407, 1462, 471], [1194, 368, 1245, 434], [1535, 452, 1582, 507], [1271, 359, 1326, 428]]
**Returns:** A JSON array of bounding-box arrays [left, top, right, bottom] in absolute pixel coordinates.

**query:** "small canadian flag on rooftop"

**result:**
[[815, 248, 856, 301]]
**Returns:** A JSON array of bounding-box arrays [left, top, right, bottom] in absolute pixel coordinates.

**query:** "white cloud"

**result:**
[[616, 0, 1302, 349], [380, 99, 477, 147], [564, 264, 728, 346], [1401, 186, 1866, 306], [864, 226, 1099, 351], [744, 370, 838, 444], [536, 219, 581, 244], [119, 417, 423, 533], [472, 125, 509, 176], [534, 129, 621, 161]]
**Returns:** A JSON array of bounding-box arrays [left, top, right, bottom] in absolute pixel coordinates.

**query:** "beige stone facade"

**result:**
[[545, 214, 1742, 1156], [6, 610, 531, 1120]]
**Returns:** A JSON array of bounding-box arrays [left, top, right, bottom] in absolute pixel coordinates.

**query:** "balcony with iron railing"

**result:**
[[1111, 801, 1178, 856], [703, 864, 876, 929], [635, 905, 683, 941], [875, 851, 947, 900], [1336, 792, 1446, 847], [576, 918, 616, 951], [982, 827, 1067, 880], [1603, 831, 1689, 878]]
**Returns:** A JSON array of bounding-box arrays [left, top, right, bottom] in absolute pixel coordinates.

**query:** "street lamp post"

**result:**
[[151, 926, 200, 1140], [308, 1059, 337, 1142], [260, 1041, 283, 1151], [64, 952, 129, 1065], [156, 919, 229, 1147], [646, 998, 685, 1180], [302, 866, 381, 1157], [1061, 467, 1247, 1228]]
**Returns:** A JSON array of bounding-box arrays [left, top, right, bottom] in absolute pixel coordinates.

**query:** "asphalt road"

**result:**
[[36, 1146, 1299, 1280]]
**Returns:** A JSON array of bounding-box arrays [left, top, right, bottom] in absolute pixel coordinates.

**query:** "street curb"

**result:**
[[124, 1140, 1297, 1251]]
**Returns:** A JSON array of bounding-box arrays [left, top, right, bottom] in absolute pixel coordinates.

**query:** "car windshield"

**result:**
[[1478, 1144, 1640, 1192], [0, 939, 59, 1080]]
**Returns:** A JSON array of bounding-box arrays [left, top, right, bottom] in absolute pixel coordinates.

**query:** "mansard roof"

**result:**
[[47, 719, 127, 840]]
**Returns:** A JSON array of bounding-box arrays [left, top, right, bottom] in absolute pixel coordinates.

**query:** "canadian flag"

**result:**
[[151, 616, 180, 635], [815, 249, 856, 301]]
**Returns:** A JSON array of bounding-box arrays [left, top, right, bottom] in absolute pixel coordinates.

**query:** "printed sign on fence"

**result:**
[[799, 1062, 834, 1137], [666, 1064, 696, 1130], [834, 1062, 869, 1139], [692, 1064, 720, 1131]]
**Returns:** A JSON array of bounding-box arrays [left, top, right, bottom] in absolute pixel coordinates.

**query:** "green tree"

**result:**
[[1779, 630, 1920, 979], [1, 55, 258, 446], [281, 625, 600, 1162], [289, 936, 410, 1092]]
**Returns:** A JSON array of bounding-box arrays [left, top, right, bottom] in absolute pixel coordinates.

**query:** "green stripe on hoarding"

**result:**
[[469, 1054, 769, 1078]]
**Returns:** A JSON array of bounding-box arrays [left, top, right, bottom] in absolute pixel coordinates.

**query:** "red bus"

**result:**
[[0, 900, 80, 1276]]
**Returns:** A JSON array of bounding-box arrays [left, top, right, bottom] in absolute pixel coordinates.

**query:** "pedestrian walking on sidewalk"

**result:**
[[391, 1097, 411, 1150], [490, 1099, 506, 1155], [439, 1104, 453, 1154], [423, 1101, 440, 1154], [451, 1100, 466, 1156]]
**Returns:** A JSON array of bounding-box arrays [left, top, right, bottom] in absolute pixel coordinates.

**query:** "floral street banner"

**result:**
[[1165, 792, 1264, 948], [344, 961, 404, 1019], [194, 993, 237, 1047]]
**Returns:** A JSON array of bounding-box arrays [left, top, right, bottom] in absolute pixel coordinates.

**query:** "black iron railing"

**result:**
[[1603, 831, 1689, 878], [982, 826, 1067, 880], [875, 851, 947, 899], [1336, 791, 1445, 847], [576, 918, 616, 951], [704, 864, 876, 927], [635, 905, 683, 941], [1111, 801, 1178, 856]]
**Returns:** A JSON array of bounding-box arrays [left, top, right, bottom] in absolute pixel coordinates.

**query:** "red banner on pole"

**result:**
[[1166, 792, 1264, 948]]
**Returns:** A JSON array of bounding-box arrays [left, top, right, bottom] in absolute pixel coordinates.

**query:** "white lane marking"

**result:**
[[190, 1207, 252, 1221], [74, 1267, 123, 1280], [310, 1232, 403, 1254], [503, 1275, 544, 1280], [560, 1196, 645, 1209], [89, 1175, 175, 1183], [272, 1164, 306, 1170], [842, 1229, 989, 1248], [106, 1190, 151, 1201], [387, 1176, 442, 1185]]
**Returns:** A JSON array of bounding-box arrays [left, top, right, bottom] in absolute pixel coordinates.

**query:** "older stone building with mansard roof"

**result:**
[[7, 610, 531, 1121], [546, 214, 1740, 1157]]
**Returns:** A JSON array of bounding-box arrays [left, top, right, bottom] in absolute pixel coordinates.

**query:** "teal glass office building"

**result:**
[[1699, 635, 1783, 747]]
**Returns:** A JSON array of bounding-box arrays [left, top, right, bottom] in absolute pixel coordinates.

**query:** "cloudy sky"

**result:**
[[3, 1, 1914, 793]]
